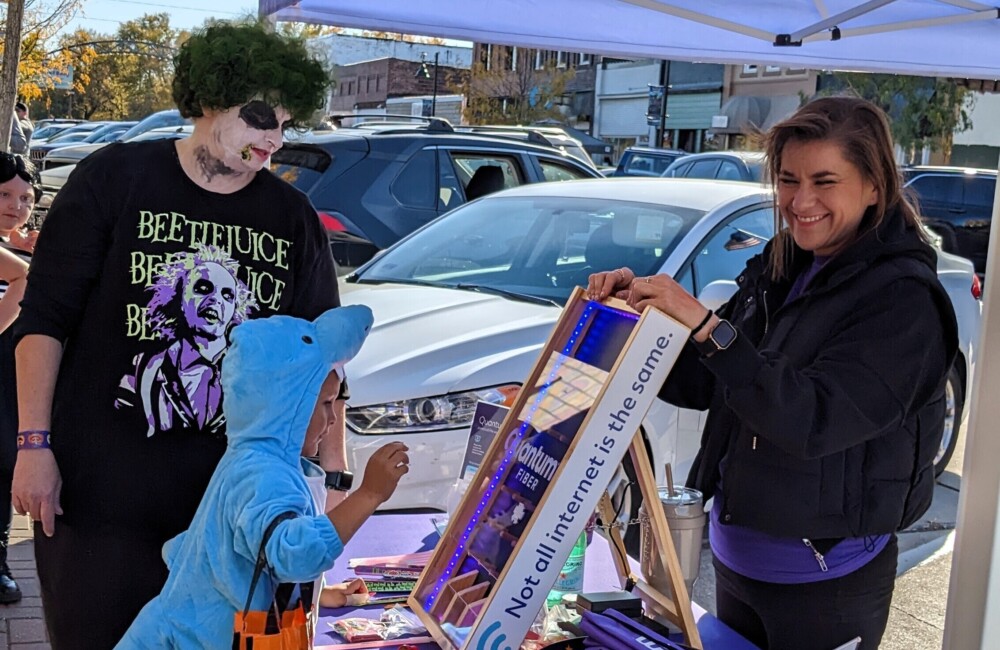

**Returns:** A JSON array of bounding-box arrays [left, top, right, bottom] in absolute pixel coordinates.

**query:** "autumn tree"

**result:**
[[8, 0, 84, 100], [821, 72, 973, 162], [1, 0, 83, 147], [277, 21, 343, 39], [461, 56, 576, 125], [43, 13, 179, 120]]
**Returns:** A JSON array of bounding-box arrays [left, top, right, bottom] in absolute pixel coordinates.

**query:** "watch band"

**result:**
[[324, 470, 354, 491]]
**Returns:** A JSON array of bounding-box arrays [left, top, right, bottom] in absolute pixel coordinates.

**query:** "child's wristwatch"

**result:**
[[325, 470, 354, 491]]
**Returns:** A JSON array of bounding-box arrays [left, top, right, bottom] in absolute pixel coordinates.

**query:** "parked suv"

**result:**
[[269, 118, 603, 267], [903, 166, 997, 276], [611, 146, 687, 177]]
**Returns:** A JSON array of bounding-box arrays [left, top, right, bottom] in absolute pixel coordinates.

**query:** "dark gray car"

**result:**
[[270, 120, 602, 267]]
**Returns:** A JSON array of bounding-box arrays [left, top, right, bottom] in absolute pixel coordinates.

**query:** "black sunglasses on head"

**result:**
[[0, 153, 43, 202]]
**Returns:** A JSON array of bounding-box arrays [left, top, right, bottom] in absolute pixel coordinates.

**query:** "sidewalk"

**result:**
[[0, 515, 48, 649]]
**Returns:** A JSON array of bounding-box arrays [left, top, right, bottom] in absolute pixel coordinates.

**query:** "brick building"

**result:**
[[328, 58, 470, 114]]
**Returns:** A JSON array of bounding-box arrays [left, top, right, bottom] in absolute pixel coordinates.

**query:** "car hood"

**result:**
[[339, 282, 558, 405], [45, 142, 108, 163], [39, 164, 76, 191]]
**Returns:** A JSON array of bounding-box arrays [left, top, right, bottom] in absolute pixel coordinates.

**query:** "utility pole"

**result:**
[[431, 52, 439, 117], [0, 0, 26, 152], [657, 59, 671, 148]]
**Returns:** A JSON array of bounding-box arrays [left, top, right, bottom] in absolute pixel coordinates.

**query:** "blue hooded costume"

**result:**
[[116, 305, 374, 649]]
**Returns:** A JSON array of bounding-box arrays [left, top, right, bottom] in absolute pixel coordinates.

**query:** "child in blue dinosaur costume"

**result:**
[[115, 305, 410, 649]]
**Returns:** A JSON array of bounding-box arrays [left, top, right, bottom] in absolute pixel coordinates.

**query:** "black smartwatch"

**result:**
[[692, 319, 738, 358], [324, 470, 354, 491]]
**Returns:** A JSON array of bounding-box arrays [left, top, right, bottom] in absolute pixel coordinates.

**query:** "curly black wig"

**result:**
[[172, 21, 329, 128]]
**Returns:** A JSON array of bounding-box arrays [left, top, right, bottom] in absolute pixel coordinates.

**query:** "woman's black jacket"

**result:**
[[660, 208, 959, 539]]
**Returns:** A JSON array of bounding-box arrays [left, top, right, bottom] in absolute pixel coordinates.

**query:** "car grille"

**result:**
[[29, 149, 46, 162]]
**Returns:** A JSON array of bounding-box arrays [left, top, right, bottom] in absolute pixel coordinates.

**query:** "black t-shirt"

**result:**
[[15, 140, 340, 539]]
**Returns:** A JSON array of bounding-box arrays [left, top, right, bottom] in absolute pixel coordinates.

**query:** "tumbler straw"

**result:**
[[665, 463, 676, 498]]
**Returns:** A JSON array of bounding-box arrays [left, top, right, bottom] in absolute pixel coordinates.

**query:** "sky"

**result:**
[[56, 0, 259, 37]]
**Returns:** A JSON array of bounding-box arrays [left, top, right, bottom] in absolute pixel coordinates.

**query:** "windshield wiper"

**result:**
[[354, 277, 448, 289], [455, 283, 560, 307]]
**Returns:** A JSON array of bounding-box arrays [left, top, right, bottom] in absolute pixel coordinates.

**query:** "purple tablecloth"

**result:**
[[316, 514, 757, 650]]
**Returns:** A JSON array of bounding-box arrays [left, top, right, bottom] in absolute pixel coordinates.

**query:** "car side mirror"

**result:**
[[699, 280, 738, 312], [724, 229, 766, 251]]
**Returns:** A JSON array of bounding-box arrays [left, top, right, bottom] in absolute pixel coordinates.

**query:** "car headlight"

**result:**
[[346, 384, 520, 434]]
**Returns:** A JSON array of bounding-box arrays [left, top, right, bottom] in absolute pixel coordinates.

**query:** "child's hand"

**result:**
[[320, 578, 368, 608], [358, 442, 409, 503]]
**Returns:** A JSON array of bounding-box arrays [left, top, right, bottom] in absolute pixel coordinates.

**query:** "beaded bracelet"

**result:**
[[16, 430, 51, 450]]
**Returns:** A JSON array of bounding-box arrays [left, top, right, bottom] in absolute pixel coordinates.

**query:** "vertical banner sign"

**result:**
[[646, 84, 665, 126]]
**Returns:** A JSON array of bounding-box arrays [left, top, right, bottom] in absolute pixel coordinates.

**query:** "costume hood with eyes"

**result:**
[[116, 305, 373, 649]]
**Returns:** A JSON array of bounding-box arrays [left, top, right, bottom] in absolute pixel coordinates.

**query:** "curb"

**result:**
[[896, 529, 955, 576]]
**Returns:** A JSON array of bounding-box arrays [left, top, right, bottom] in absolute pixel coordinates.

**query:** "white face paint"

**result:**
[[180, 262, 238, 340], [207, 101, 292, 173]]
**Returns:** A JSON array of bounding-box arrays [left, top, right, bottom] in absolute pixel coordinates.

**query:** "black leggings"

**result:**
[[713, 535, 897, 650], [34, 521, 169, 650]]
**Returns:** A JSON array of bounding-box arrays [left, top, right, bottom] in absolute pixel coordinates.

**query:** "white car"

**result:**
[[340, 178, 981, 518]]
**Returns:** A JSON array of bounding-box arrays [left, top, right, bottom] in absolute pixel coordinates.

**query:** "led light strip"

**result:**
[[425, 302, 598, 609]]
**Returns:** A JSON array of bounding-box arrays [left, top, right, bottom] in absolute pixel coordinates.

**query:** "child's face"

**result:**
[[302, 371, 341, 456]]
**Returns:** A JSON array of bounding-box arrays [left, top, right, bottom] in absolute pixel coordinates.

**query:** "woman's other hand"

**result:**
[[587, 267, 635, 301], [627, 274, 717, 336]]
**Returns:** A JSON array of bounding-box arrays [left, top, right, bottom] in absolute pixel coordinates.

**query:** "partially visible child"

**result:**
[[115, 305, 409, 649]]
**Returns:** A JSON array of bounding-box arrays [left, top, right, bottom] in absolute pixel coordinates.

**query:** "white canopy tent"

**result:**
[[259, 2, 1000, 647], [263, 0, 1000, 79]]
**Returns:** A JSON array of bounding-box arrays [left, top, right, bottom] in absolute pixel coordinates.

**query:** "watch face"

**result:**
[[711, 321, 738, 349]]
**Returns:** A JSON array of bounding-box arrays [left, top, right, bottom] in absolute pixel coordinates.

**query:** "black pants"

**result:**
[[34, 521, 168, 650], [0, 329, 17, 566], [713, 535, 897, 650]]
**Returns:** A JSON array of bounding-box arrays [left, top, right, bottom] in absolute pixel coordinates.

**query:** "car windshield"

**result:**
[[32, 125, 68, 140], [119, 112, 189, 141], [356, 195, 704, 304]]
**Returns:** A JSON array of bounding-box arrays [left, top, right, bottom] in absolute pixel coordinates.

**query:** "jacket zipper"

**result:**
[[751, 289, 770, 453], [802, 539, 829, 572], [762, 289, 770, 336]]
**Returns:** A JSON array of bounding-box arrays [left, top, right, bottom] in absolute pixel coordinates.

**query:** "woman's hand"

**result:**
[[626, 274, 717, 337], [586, 267, 635, 301]]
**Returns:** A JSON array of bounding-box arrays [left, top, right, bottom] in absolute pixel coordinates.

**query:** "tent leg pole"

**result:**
[[944, 150, 1000, 650]]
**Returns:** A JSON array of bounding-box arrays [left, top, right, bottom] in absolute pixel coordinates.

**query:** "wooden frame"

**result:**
[[408, 288, 702, 649]]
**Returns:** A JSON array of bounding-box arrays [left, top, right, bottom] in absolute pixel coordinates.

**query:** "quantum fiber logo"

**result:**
[[477, 621, 512, 650]]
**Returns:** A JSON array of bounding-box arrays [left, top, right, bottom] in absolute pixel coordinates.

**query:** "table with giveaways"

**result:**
[[314, 513, 758, 650]]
